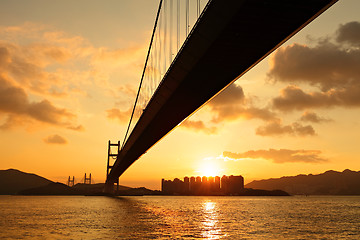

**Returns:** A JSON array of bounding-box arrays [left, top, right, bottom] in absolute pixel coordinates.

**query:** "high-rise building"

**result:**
[[221, 175, 229, 194], [214, 176, 221, 192], [228, 175, 244, 194], [184, 176, 190, 193], [189, 176, 196, 192]]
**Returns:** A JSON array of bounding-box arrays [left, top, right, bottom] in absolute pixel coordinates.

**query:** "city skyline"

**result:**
[[162, 175, 244, 195], [1, 0, 360, 190]]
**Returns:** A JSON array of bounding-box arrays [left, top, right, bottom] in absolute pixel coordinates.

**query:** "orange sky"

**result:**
[[1, 0, 360, 190]]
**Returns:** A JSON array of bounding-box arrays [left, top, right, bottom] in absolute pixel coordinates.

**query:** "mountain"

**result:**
[[245, 169, 360, 195], [0, 169, 53, 195]]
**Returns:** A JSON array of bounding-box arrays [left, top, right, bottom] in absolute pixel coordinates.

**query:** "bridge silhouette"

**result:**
[[105, 0, 338, 192]]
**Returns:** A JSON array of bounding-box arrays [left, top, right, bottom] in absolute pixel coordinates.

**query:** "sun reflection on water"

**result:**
[[201, 200, 223, 239]]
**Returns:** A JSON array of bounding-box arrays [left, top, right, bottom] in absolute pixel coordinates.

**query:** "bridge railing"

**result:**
[[122, 0, 210, 148]]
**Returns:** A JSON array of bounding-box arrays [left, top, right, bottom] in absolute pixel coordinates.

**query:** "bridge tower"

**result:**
[[67, 176, 75, 187], [106, 140, 120, 193], [84, 173, 92, 184]]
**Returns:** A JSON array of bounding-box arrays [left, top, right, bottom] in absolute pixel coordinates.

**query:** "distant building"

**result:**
[[189, 176, 196, 192], [228, 175, 244, 194], [161, 174, 244, 195], [184, 177, 190, 193], [221, 175, 229, 194], [214, 176, 221, 192]]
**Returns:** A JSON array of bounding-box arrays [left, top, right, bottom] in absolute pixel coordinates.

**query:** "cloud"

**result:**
[[208, 84, 276, 123], [267, 42, 360, 91], [106, 108, 131, 124], [0, 77, 78, 129], [0, 42, 72, 95], [0, 114, 27, 130], [117, 84, 137, 97], [300, 111, 331, 123], [267, 21, 360, 113], [192, 21, 360, 138], [208, 84, 245, 122], [256, 120, 315, 137], [180, 120, 217, 134], [91, 46, 144, 68], [0, 22, 48, 39], [223, 149, 328, 163], [43, 134, 67, 144], [238, 107, 277, 121], [0, 47, 11, 70], [0, 22, 145, 131], [193, 83, 309, 137], [0, 22, 145, 99], [336, 21, 360, 47], [28, 100, 75, 124], [272, 85, 360, 111], [210, 84, 245, 106], [66, 125, 85, 131], [179, 84, 278, 135]]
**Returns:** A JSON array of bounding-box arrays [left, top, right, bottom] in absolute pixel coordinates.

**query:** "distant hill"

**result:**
[[72, 183, 131, 195], [73, 183, 130, 193], [117, 187, 162, 196], [0, 168, 148, 196], [245, 169, 360, 195], [18, 182, 84, 195], [240, 188, 290, 196], [0, 169, 53, 195]]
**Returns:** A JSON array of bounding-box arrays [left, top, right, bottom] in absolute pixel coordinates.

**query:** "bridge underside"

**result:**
[[106, 0, 337, 186]]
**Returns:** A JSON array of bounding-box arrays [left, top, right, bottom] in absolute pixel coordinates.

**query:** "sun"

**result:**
[[198, 160, 221, 177]]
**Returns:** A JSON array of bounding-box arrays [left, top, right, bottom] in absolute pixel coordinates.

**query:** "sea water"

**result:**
[[0, 195, 359, 239]]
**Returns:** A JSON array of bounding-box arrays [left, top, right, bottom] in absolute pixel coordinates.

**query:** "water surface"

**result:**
[[1, 195, 359, 239]]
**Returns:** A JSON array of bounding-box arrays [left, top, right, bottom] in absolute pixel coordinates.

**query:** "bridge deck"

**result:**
[[106, 0, 337, 186]]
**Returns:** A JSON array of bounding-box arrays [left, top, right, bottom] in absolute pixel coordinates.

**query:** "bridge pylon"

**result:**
[[105, 140, 120, 193], [84, 173, 92, 184], [67, 176, 75, 187]]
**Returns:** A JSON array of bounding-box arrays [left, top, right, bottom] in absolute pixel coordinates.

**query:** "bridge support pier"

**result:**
[[104, 178, 119, 194], [105, 140, 120, 194]]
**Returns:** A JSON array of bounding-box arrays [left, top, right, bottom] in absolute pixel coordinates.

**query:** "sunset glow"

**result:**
[[0, 0, 360, 190], [198, 159, 222, 177]]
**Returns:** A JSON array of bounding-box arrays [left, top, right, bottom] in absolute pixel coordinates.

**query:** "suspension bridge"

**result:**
[[105, 0, 338, 192]]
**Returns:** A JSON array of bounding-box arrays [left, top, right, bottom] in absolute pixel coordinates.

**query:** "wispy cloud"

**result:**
[[43, 134, 67, 144], [223, 149, 328, 163], [66, 125, 85, 131], [106, 108, 132, 124], [300, 111, 331, 123], [256, 120, 315, 137], [180, 119, 217, 134]]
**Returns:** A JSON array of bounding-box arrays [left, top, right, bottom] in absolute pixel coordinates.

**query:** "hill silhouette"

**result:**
[[0, 169, 53, 195], [73, 183, 130, 195], [0, 169, 152, 195], [18, 182, 84, 195], [245, 169, 360, 195], [117, 187, 162, 196]]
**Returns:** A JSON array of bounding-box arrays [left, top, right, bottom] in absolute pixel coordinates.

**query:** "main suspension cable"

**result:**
[[122, 0, 163, 149], [177, 0, 180, 51], [169, 0, 173, 63]]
